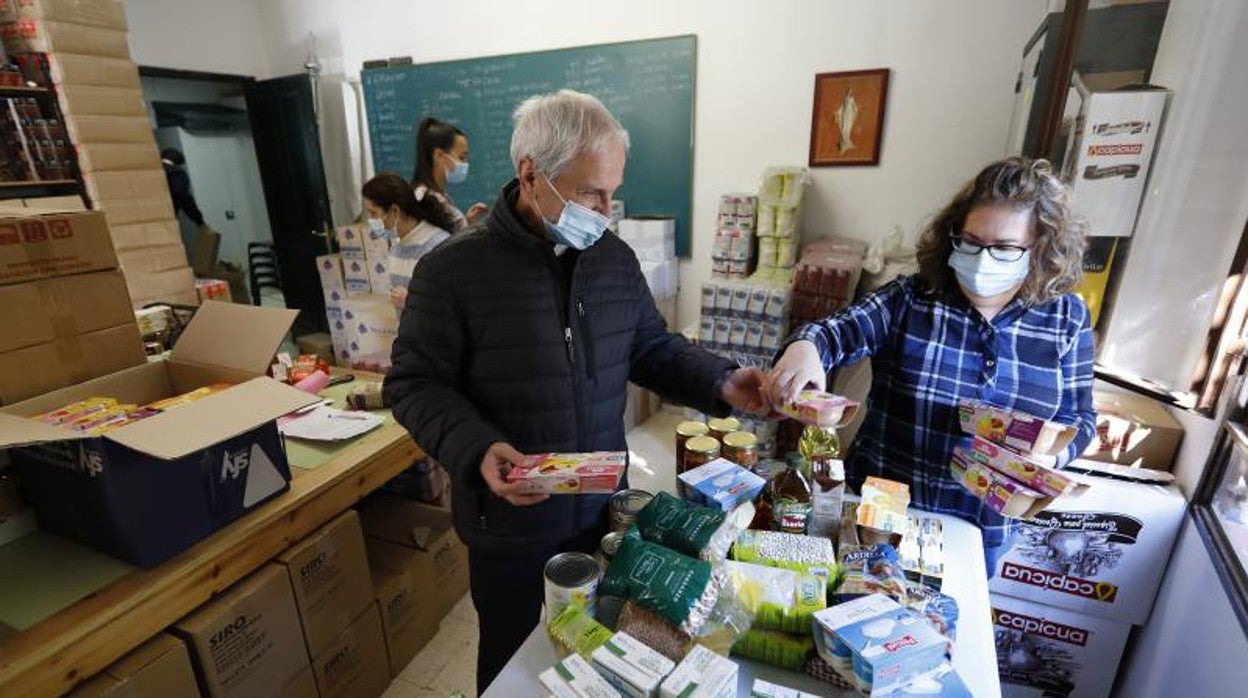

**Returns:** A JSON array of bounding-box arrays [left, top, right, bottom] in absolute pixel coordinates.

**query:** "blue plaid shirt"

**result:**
[[791, 275, 1096, 547]]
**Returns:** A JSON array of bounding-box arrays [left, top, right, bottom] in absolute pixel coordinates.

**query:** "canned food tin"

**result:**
[[707, 417, 741, 441], [544, 552, 600, 619], [675, 421, 710, 473], [610, 488, 653, 532], [598, 531, 626, 569], [722, 431, 759, 470]]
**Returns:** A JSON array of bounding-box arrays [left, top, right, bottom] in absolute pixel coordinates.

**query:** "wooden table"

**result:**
[[0, 377, 421, 697]]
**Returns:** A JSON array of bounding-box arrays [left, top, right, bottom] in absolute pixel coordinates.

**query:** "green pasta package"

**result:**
[[731, 628, 815, 671], [601, 535, 719, 635], [730, 529, 837, 587], [632, 491, 749, 562], [724, 560, 827, 633]]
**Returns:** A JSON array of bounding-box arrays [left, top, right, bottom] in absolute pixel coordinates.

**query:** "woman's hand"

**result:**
[[390, 286, 408, 310], [764, 340, 826, 407], [466, 202, 489, 223]]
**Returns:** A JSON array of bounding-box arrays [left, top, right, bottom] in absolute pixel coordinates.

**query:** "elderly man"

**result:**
[[384, 89, 766, 690]]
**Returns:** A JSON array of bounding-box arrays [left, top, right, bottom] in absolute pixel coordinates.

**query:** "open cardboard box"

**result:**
[[0, 302, 318, 566]]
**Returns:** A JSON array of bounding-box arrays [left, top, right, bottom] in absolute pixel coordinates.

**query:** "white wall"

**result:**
[[1116, 518, 1248, 697], [123, 0, 271, 78], [250, 0, 1047, 327]]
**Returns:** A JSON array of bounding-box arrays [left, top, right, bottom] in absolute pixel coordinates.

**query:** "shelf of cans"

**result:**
[[0, 81, 76, 184], [698, 279, 791, 370]]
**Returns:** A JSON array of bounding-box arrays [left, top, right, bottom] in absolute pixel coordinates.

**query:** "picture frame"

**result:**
[[809, 68, 890, 167]]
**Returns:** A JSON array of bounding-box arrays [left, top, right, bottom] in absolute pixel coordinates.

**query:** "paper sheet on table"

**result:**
[[278, 405, 384, 441]]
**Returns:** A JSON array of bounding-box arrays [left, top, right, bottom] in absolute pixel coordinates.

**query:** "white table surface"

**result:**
[[483, 410, 1002, 697]]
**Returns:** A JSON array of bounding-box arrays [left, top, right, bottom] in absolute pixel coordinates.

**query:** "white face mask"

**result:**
[[537, 174, 610, 250], [367, 210, 396, 240], [948, 247, 1032, 297]]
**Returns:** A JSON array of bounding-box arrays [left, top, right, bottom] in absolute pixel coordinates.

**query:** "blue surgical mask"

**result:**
[[538, 174, 610, 250], [446, 158, 469, 184], [368, 213, 395, 241], [948, 247, 1032, 297]]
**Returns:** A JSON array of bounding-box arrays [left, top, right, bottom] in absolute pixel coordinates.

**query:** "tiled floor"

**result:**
[[379, 410, 685, 698], [382, 594, 480, 697]]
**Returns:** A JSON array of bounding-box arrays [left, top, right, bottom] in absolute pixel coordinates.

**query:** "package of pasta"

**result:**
[[834, 543, 909, 603], [731, 629, 815, 672], [730, 529, 837, 588], [601, 536, 719, 635], [633, 491, 751, 562], [546, 602, 614, 660], [724, 560, 827, 633], [615, 601, 694, 663]]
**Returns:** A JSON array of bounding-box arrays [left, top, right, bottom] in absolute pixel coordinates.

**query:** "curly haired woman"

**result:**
[[765, 157, 1096, 572]]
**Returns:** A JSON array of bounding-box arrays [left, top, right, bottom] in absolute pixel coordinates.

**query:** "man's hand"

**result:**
[[764, 340, 826, 407], [720, 367, 771, 416], [479, 442, 549, 507], [390, 286, 408, 310], [466, 202, 489, 224]]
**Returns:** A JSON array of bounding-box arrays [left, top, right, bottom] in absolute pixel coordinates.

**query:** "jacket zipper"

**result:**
[[577, 298, 598, 382]]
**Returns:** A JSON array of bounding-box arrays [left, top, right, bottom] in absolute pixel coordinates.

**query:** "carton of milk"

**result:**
[[813, 594, 948, 695]]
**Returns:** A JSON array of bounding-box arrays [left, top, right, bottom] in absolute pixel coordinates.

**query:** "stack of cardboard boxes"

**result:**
[[171, 511, 393, 698], [616, 216, 678, 430], [1, 0, 196, 306], [359, 495, 471, 678], [68, 633, 201, 697], [0, 200, 145, 405]]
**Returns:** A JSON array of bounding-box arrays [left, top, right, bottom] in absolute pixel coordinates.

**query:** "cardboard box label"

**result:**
[[990, 469, 1185, 625], [992, 593, 1130, 698], [278, 510, 374, 656]]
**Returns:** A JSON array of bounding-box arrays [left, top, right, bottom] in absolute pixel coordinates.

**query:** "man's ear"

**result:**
[[516, 156, 538, 196]]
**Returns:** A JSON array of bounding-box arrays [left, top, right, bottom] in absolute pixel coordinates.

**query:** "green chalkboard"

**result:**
[[361, 35, 696, 256]]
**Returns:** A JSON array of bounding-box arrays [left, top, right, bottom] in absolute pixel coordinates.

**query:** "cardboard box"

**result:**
[[311, 604, 390, 698], [126, 265, 197, 308], [812, 594, 947, 696], [0, 302, 317, 565], [541, 654, 622, 697], [68, 115, 152, 145], [678, 457, 766, 511], [98, 198, 174, 230], [1082, 390, 1184, 471], [173, 564, 310, 698], [107, 218, 182, 255], [0, 269, 133, 354], [117, 243, 188, 276], [68, 632, 200, 697], [317, 254, 345, 295], [992, 593, 1130, 698], [41, 53, 140, 89], [340, 296, 397, 370], [1066, 89, 1168, 238], [276, 510, 375, 657], [86, 169, 170, 204], [0, 0, 129, 29], [277, 665, 319, 698], [369, 552, 440, 676], [75, 142, 162, 173], [0, 209, 118, 286], [990, 467, 1185, 625], [0, 322, 144, 405], [361, 497, 470, 621], [617, 216, 676, 262], [1, 18, 129, 57]]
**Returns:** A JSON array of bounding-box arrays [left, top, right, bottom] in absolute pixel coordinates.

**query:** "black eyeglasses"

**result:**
[[949, 233, 1030, 262]]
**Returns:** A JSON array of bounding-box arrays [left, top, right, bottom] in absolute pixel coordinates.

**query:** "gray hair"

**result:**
[[509, 89, 630, 178]]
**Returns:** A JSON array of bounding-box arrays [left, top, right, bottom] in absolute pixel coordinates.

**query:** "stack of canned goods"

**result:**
[[609, 489, 654, 533]]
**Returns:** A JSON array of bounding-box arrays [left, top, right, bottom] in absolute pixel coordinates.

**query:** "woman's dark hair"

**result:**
[[362, 172, 457, 233], [412, 117, 465, 192], [915, 157, 1085, 305]]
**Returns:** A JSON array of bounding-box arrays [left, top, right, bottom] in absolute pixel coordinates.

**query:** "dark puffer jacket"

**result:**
[[385, 180, 735, 555]]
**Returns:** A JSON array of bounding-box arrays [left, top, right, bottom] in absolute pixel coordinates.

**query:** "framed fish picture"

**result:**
[[809, 68, 890, 166]]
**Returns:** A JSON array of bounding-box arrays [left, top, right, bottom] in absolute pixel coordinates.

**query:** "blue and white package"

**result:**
[[878, 663, 972, 697], [677, 458, 765, 511], [813, 594, 948, 696]]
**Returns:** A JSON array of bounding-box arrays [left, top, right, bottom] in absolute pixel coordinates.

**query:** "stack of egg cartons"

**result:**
[[753, 166, 809, 285], [711, 193, 757, 280]]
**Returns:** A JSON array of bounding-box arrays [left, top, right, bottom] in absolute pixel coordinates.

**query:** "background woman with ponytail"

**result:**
[[412, 117, 488, 230]]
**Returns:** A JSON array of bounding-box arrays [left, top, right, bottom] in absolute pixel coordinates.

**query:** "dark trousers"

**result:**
[[469, 526, 605, 693]]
